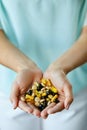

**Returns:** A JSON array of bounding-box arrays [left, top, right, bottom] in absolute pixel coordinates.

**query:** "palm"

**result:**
[[41, 68, 73, 118], [10, 68, 43, 117]]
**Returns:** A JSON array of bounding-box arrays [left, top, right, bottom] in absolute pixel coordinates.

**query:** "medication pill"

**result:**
[[20, 79, 59, 111]]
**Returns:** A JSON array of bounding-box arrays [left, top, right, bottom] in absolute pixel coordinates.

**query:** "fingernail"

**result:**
[[37, 115, 41, 118], [13, 103, 16, 109], [44, 115, 48, 119], [47, 110, 51, 114], [28, 111, 31, 114], [28, 109, 33, 114]]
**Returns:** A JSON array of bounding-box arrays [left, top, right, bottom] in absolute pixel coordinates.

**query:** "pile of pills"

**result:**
[[20, 79, 59, 111]]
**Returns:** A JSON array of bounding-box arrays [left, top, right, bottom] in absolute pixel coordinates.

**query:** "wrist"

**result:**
[[54, 61, 70, 74], [16, 58, 39, 73], [49, 60, 71, 75]]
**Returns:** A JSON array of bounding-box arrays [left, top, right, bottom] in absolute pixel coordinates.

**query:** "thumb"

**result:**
[[10, 81, 20, 109]]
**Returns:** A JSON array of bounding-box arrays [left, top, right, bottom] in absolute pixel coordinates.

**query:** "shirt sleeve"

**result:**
[[0, 21, 2, 29], [83, 13, 87, 27]]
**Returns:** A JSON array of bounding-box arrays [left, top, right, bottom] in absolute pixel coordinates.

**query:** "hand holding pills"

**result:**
[[20, 79, 59, 111]]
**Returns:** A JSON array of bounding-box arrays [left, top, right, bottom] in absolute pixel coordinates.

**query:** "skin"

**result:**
[[0, 26, 87, 119]]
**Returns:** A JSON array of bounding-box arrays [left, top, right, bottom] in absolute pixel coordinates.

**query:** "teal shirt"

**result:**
[[0, 0, 87, 96]]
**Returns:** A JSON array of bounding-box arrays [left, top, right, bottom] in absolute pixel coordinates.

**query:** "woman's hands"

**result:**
[[10, 67, 43, 117], [41, 63, 73, 119], [10, 62, 73, 119]]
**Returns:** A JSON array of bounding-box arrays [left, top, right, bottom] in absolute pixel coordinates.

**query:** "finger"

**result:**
[[41, 103, 56, 119], [27, 102, 41, 117], [18, 100, 33, 113], [10, 81, 19, 109], [64, 82, 73, 109], [58, 94, 65, 102], [47, 102, 64, 114]]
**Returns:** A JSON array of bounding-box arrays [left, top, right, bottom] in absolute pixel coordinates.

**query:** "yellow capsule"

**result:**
[[35, 91, 42, 98], [25, 94, 34, 104], [41, 78, 47, 85], [46, 98, 50, 102], [46, 79, 52, 86], [25, 94, 34, 100], [32, 85, 37, 90], [50, 86, 58, 93], [26, 99, 34, 104], [42, 92, 47, 97], [48, 94, 53, 99], [33, 82, 39, 87], [51, 94, 58, 102], [26, 98, 33, 102], [33, 89, 37, 94]]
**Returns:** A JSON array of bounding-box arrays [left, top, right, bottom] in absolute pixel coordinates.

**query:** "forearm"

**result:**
[[54, 27, 87, 74], [0, 30, 37, 72]]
